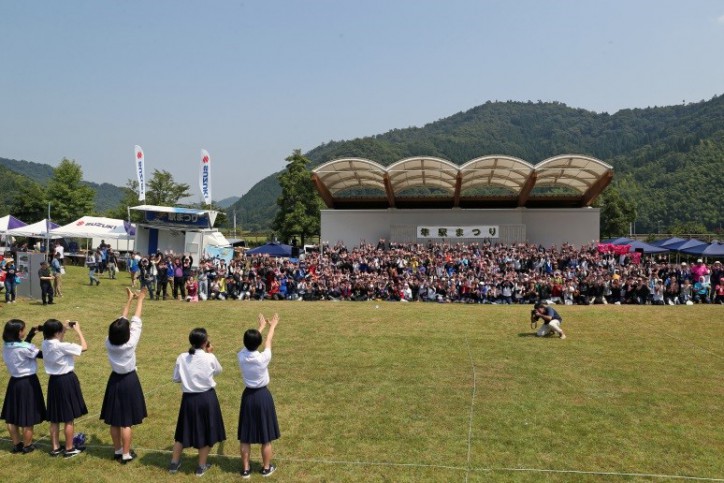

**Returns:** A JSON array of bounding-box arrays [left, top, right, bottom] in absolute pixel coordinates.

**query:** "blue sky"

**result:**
[[1, 0, 723, 201]]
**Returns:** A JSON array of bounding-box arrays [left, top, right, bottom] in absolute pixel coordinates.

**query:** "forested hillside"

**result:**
[[228, 95, 724, 233], [0, 157, 126, 213]]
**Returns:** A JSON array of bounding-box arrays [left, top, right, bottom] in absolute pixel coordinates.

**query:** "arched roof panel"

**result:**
[[387, 157, 459, 194], [459, 155, 534, 192], [535, 155, 612, 194], [312, 157, 387, 196]]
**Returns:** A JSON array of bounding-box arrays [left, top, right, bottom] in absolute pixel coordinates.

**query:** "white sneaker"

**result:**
[[560, 334, 567, 340]]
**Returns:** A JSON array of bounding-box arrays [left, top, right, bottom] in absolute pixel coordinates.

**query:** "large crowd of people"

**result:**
[[106, 240, 723, 306]]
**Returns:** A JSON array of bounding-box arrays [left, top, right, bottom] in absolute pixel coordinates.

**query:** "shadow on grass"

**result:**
[[517, 332, 538, 337], [139, 440, 244, 476]]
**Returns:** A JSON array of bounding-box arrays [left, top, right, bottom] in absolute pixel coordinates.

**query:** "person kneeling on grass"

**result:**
[[532, 302, 567, 340]]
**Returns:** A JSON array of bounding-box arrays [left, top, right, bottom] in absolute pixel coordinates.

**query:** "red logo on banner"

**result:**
[[202, 156, 209, 163], [137, 151, 143, 159], [76, 221, 85, 226]]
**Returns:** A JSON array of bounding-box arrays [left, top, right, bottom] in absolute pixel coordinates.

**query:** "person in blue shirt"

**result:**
[[532, 302, 567, 339]]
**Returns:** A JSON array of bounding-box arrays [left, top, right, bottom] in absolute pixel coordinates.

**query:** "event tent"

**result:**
[[52, 216, 136, 239], [245, 242, 292, 257], [608, 237, 634, 245], [0, 215, 27, 232], [627, 240, 669, 254], [679, 241, 724, 257], [6, 219, 61, 238], [651, 237, 686, 248], [666, 238, 707, 252]]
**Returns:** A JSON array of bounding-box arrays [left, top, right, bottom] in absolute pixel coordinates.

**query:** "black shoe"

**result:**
[[22, 444, 36, 454], [49, 447, 64, 457], [63, 448, 82, 458], [260, 464, 277, 477], [168, 461, 182, 474], [195, 463, 212, 476], [11, 442, 23, 453], [241, 467, 252, 479]]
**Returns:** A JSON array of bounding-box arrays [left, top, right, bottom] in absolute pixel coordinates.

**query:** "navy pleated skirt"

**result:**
[[1, 374, 47, 426], [238, 386, 280, 444], [47, 372, 88, 423], [100, 371, 147, 427], [174, 388, 226, 449]]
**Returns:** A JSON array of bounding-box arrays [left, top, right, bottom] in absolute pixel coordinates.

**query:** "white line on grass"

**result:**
[[464, 336, 477, 483], [5, 439, 720, 482]]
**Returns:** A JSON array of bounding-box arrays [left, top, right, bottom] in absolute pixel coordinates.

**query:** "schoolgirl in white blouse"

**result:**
[[41, 319, 88, 457], [2, 319, 46, 453], [100, 288, 148, 464], [168, 328, 226, 477]]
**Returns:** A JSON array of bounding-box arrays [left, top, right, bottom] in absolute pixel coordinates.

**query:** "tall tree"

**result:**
[[146, 169, 192, 206], [597, 186, 637, 238], [272, 149, 322, 245], [10, 177, 48, 222], [46, 158, 95, 224]]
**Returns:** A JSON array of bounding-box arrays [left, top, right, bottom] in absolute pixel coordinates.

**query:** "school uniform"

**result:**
[[42, 339, 88, 423], [2, 339, 47, 426], [172, 350, 226, 449], [100, 316, 147, 427], [237, 348, 280, 444]]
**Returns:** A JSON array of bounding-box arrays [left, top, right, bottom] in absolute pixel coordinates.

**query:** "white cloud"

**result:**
[[718, 14, 724, 25]]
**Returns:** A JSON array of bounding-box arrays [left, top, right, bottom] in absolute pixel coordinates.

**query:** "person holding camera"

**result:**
[[531, 302, 567, 339], [2, 319, 46, 454], [41, 319, 88, 457]]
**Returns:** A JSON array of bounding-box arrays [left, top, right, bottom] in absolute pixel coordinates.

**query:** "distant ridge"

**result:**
[[228, 96, 724, 233]]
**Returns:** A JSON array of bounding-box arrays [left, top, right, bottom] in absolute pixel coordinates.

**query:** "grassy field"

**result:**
[[0, 265, 722, 482]]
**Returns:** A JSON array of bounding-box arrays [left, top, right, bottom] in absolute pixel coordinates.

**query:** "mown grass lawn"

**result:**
[[1, 265, 722, 482]]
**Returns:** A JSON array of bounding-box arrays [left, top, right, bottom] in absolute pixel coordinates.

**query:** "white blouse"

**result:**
[[42, 339, 82, 375], [105, 316, 142, 374], [237, 348, 271, 388], [3, 342, 40, 378], [172, 351, 222, 393]]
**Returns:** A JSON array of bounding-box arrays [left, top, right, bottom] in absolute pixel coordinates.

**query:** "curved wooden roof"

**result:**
[[312, 154, 613, 209]]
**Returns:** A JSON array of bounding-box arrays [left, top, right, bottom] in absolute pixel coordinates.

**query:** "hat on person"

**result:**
[[697, 259, 703, 263], [715, 260, 721, 265], [681, 262, 687, 266]]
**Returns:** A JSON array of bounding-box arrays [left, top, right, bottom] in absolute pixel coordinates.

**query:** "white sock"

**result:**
[[115, 448, 123, 455], [122, 453, 132, 460]]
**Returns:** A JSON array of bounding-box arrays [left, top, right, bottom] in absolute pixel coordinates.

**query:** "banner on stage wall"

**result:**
[[417, 225, 500, 239], [200, 149, 211, 205], [134, 145, 146, 201]]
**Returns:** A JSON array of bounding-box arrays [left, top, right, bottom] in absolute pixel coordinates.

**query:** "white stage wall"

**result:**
[[320, 208, 600, 248]]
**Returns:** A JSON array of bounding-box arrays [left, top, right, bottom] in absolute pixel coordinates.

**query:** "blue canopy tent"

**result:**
[[679, 241, 724, 257], [245, 242, 292, 258], [666, 238, 707, 252], [627, 240, 669, 254], [651, 237, 686, 248], [608, 237, 634, 245]]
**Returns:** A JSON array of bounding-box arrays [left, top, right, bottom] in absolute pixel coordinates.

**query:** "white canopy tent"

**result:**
[[6, 219, 61, 238], [52, 216, 136, 239]]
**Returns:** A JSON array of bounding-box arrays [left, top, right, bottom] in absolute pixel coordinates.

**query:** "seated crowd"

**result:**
[[123, 240, 724, 305]]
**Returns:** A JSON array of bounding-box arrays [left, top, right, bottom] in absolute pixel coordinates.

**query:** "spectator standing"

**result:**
[[51, 252, 63, 298], [38, 260, 55, 305], [4, 257, 18, 303]]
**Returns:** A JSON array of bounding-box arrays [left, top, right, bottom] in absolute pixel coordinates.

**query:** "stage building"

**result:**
[[312, 154, 612, 248]]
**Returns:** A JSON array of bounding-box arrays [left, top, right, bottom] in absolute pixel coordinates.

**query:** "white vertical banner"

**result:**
[[134, 145, 146, 201], [200, 149, 212, 205]]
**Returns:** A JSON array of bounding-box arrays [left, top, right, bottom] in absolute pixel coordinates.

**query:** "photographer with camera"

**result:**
[[531, 302, 567, 339]]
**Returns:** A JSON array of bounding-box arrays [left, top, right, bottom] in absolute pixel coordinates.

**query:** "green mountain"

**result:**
[[0, 157, 125, 213], [228, 96, 724, 233]]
